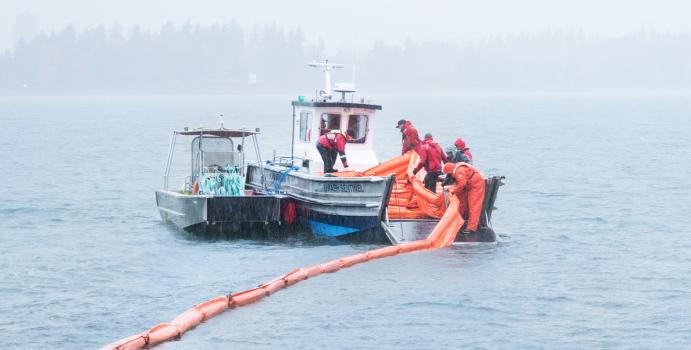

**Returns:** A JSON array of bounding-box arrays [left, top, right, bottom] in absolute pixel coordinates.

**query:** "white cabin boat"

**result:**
[[245, 61, 395, 239], [290, 61, 380, 172]]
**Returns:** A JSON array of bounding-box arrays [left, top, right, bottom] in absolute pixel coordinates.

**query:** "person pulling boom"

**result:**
[[442, 162, 485, 234]]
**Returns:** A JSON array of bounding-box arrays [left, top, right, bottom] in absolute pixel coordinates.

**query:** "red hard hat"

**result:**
[[454, 138, 467, 149]]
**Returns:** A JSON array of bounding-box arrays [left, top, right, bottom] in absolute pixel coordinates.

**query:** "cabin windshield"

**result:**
[[191, 136, 242, 176]]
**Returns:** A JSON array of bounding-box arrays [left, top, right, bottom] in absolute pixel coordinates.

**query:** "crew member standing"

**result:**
[[396, 119, 421, 155], [316, 129, 352, 173], [454, 138, 473, 164], [442, 162, 485, 233], [413, 133, 449, 193]]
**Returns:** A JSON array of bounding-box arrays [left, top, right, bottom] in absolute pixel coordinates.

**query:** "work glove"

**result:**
[[412, 168, 419, 175]]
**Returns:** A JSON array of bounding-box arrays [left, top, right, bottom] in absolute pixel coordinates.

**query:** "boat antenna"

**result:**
[[351, 64, 356, 102], [307, 59, 343, 101]]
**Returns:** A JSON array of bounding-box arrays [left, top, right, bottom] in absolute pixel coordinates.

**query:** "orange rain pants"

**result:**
[[450, 164, 485, 231]]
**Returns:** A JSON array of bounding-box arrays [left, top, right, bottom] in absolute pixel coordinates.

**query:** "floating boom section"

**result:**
[[101, 152, 464, 350], [354, 151, 448, 219]]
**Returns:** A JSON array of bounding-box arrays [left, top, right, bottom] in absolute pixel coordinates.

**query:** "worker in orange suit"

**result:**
[[442, 162, 485, 233]]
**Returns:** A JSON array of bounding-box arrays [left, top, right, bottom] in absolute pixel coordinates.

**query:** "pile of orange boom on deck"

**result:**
[[342, 151, 448, 219], [101, 152, 464, 350]]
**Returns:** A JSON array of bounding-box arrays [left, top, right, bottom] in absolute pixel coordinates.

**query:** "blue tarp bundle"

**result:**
[[199, 166, 244, 196]]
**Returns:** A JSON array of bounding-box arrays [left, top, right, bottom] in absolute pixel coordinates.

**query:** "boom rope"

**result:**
[[269, 166, 300, 194]]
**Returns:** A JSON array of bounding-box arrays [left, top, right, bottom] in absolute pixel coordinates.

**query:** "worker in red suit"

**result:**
[[396, 119, 422, 155], [454, 138, 474, 164], [442, 162, 485, 233], [412, 133, 449, 193], [316, 129, 353, 173]]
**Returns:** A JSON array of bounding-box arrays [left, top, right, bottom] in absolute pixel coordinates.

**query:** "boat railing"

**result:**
[[272, 154, 306, 168], [162, 125, 267, 192], [199, 151, 243, 173]]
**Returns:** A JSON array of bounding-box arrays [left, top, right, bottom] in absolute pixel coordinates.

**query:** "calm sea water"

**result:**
[[1, 93, 690, 349]]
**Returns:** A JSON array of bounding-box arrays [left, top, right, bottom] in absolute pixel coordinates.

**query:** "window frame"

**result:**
[[299, 111, 313, 142], [346, 114, 369, 144], [319, 113, 341, 136]]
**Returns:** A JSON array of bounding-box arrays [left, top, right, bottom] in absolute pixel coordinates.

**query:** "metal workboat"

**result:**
[[242, 61, 397, 239], [381, 175, 505, 245], [155, 126, 286, 235], [246, 164, 394, 240]]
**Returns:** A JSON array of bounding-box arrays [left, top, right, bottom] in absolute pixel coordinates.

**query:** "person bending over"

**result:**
[[316, 129, 353, 173], [442, 162, 485, 233]]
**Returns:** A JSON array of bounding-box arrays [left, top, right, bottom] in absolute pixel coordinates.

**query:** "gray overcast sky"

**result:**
[[2, 0, 690, 52]]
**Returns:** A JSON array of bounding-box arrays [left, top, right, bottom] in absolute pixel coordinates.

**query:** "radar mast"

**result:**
[[307, 60, 344, 101]]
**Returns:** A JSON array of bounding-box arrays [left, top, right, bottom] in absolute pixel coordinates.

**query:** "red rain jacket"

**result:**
[[318, 132, 347, 156], [400, 121, 421, 155], [415, 139, 449, 172], [454, 138, 473, 162]]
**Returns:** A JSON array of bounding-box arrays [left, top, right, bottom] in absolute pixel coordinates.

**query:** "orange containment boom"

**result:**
[[101, 152, 464, 350]]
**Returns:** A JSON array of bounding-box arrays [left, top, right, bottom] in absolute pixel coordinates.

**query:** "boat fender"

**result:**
[[281, 201, 297, 224], [192, 179, 199, 195]]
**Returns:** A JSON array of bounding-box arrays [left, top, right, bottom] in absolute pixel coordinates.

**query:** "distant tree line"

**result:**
[[355, 31, 691, 91], [1, 22, 690, 93]]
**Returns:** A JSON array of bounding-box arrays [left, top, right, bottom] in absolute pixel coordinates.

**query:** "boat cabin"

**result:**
[[290, 61, 382, 173]]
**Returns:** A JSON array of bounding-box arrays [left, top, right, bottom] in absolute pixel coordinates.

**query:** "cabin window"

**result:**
[[299, 111, 312, 142], [347, 115, 368, 143], [319, 113, 341, 135]]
